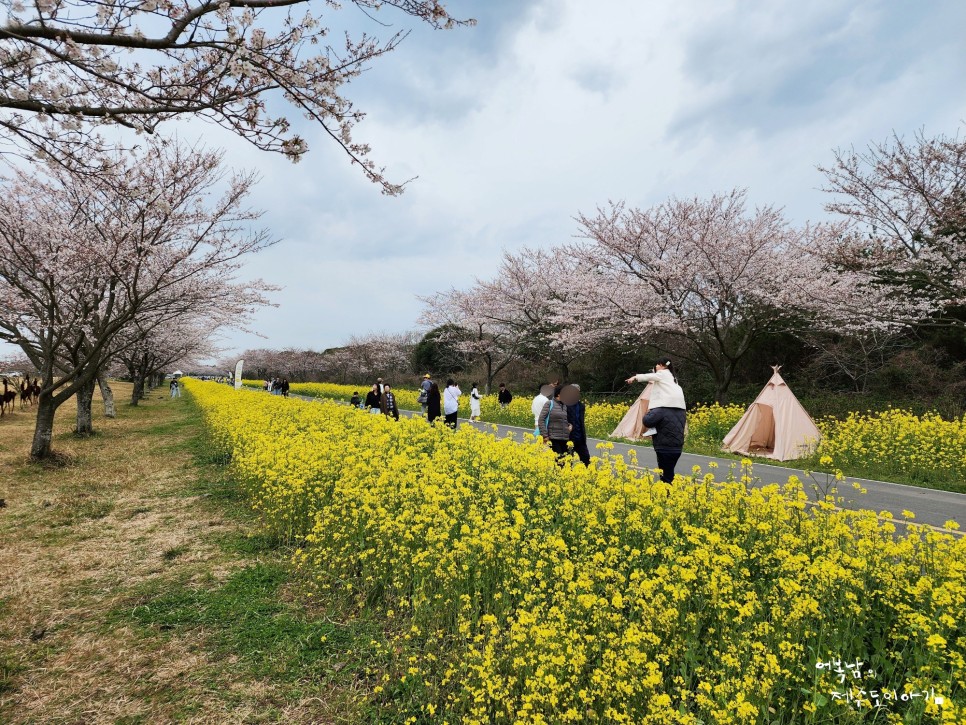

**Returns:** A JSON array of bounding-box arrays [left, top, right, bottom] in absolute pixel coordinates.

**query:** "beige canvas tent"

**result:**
[[611, 383, 654, 439], [722, 367, 821, 461]]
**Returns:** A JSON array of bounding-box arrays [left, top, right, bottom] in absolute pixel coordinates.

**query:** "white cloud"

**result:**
[[6, 0, 963, 362]]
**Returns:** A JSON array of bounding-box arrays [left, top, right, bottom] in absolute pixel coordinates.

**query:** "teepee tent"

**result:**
[[722, 367, 821, 461], [611, 383, 654, 439]]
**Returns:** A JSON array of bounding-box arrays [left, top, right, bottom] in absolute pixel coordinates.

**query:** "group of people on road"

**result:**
[[531, 358, 686, 481], [351, 378, 401, 420], [352, 374, 495, 431], [264, 378, 290, 397], [336, 359, 688, 482]]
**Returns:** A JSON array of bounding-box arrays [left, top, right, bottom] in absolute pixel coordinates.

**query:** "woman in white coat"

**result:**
[[469, 382, 482, 421], [624, 359, 686, 438], [625, 359, 685, 410], [625, 359, 687, 482]]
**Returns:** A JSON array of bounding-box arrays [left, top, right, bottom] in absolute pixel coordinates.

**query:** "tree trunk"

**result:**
[[75, 378, 96, 436], [484, 355, 494, 394], [98, 375, 116, 418], [31, 391, 57, 460], [131, 374, 145, 406], [559, 361, 570, 382]]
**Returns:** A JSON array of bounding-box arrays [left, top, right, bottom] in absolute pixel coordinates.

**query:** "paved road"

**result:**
[[275, 390, 966, 537]]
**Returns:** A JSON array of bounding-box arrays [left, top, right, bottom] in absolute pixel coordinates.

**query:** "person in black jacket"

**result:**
[[497, 383, 513, 408], [426, 382, 442, 424], [642, 406, 687, 483], [364, 383, 381, 411], [564, 384, 590, 465]]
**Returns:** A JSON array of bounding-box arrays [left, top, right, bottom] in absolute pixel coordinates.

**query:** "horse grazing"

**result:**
[[1, 378, 17, 417]]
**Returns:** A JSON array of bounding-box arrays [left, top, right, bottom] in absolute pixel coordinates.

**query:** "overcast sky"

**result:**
[[24, 0, 966, 363]]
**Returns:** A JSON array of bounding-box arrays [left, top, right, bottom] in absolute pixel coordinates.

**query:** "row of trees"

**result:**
[[421, 130, 966, 402], [1, 0, 469, 459], [211, 130, 965, 409], [0, 141, 273, 458]]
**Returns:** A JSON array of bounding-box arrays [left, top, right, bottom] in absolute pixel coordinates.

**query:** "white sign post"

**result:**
[[234, 360, 244, 390]]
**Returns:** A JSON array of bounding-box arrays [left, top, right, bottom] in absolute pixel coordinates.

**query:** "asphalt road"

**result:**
[[274, 390, 966, 537]]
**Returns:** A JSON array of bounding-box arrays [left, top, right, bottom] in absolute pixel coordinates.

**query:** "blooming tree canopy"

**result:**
[[0, 139, 273, 458], [0, 0, 471, 189], [820, 129, 966, 314], [565, 190, 928, 401], [419, 286, 525, 392]]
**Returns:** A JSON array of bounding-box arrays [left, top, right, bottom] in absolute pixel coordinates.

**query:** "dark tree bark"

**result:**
[[30, 390, 57, 459], [75, 378, 96, 436]]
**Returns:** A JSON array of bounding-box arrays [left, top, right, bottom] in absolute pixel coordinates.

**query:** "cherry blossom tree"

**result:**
[[0, 139, 272, 459], [110, 312, 223, 413], [420, 287, 523, 392], [566, 190, 928, 402], [820, 129, 966, 314], [0, 0, 471, 188], [454, 247, 606, 381]]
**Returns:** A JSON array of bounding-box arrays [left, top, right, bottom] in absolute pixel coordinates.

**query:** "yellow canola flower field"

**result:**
[[244, 379, 966, 487], [818, 409, 966, 486], [194, 380, 964, 724], [242, 379, 745, 444]]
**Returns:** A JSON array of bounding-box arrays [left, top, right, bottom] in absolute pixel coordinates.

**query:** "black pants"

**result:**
[[654, 447, 682, 483], [571, 437, 590, 465], [550, 439, 571, 462], [444, 412, 458, 429]]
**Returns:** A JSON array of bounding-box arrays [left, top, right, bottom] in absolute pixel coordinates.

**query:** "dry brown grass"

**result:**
[[0, 383, 355, 724]]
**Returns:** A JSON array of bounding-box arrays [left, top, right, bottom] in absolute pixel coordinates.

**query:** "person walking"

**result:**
[[469, 382, 482, 421], [376, 377, 385, 395], [498, 383, 513, 409], [281, 378, 290, 398], [426, 381, 441, 424], [418, 373, 432, 416], [538, 385, 572, 459], [564, 384, 590, 465], [626, 359, 687, 483], [380, 383, 400, 421], [169, 378, 180, 398], [364, 383, 381, 412], [349, 391, 361, 407], [443, 378, 461, 429], [531, 383, 552, 436]]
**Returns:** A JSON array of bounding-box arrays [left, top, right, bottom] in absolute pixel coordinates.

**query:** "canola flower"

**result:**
[[244, 379, 966, 489], [194, 380, 964, 724], [817, 410, 966, 488], [242, 379, 745, 445]]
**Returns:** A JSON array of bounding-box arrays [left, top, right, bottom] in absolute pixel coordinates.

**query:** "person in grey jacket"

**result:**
[[642, 406, 687, 483], [538, 385, 572, 458]]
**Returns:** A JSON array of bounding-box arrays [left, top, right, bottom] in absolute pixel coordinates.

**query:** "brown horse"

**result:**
[[1, 378, 16, 417]]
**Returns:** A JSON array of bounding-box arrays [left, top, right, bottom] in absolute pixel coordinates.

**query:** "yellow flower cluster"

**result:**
[[190, 380, 965, 723], [817, 410, 966, 487], [242, 379, 745, 444]]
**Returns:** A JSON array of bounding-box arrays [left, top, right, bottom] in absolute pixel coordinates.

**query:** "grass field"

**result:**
[[0, 383, 373, 724]]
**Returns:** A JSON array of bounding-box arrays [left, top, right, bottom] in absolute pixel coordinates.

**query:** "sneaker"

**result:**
[[642, 427, 657, 437]]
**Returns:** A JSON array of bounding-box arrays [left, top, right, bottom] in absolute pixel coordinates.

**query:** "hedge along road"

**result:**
[[266, 389, 966, 538]]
